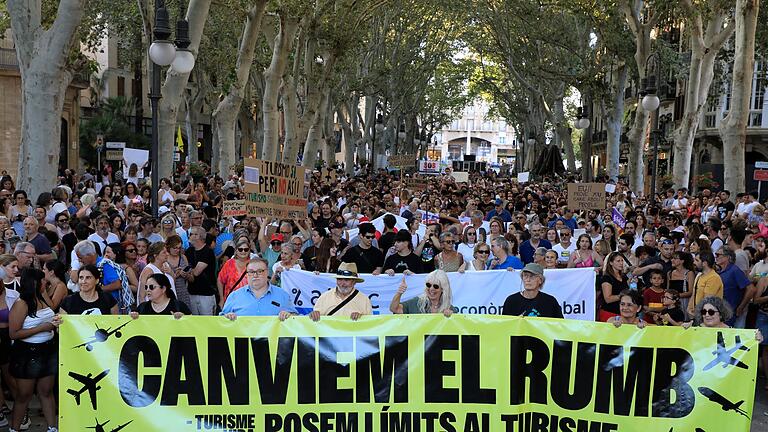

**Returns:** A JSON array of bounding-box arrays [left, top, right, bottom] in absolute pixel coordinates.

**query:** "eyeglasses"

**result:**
[[700, 308, 719, 316], [146, 284, 160, 291], [246, 269, 267, 275], [237, 247, 250, 252], [477, 250, 490, 254], [443, 240, 454, 244], [280, 231, 292, 236], [425, 283, 441, 290]]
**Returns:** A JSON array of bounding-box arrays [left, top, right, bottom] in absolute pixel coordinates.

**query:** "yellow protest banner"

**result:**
[[59, 315, 757, 432], [243, 158, 308, 219]]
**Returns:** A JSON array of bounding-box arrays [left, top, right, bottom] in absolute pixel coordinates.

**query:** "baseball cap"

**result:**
[[521, 263, 544, 277], [270, 233, 285, 243]]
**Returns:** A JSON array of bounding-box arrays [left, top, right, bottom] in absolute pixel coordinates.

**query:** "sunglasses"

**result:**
[[466, 232, 476, 236], [700, 308, 719, 316], [237, 247, 250, 252], [443, 240, 454, 244], [125, 249, 136, 253], [425, 283, 441, 290], [477, 250, 490, 254], [271, 241, 281, 246], [364, 235, 375, 239], [57, 219, 68, 223], [146, 284, 160, 291]]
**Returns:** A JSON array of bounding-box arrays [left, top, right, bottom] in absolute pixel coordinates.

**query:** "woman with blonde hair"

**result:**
[[389, 270, 456, 316]]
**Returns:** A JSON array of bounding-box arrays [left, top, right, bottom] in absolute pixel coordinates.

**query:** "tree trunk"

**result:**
[[672, 10, 733, 190], [261, 15, 299, 161], [605, 65, 628, 182], [158, 0, 212, 179], [580, 89, 593, 182], [552, 85, 576, 172], [213, 0, 268, 173], [719, 0, 759, 195], [8, 0, 86, 197]]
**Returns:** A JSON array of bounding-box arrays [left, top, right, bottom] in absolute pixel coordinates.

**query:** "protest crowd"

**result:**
[[0, 161, 766, 431]]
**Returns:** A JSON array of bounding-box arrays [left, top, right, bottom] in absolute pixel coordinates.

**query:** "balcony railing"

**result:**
[[0, 48, 19, 70]]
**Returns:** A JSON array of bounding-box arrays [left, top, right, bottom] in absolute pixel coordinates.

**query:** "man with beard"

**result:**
[[310, 262, 372, 320], [617, 233, 638, 275], [635, 237, 674, 289], [687, 252, 723, 317], [87, 215, 119, 255]]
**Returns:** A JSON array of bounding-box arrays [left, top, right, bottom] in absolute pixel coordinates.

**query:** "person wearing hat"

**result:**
[[138, 217, 163, 244], [310, 262, 372, 321], [501, 263, 563, 318], [220, 257, 297, 320], [383, 230, 423, 275], [484, 198, 512, 223]]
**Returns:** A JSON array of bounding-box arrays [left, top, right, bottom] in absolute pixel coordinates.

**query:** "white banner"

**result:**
[[280, 268, 595, 320]]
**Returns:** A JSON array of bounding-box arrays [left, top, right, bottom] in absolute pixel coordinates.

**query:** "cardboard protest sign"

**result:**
[[222, 200, 246, 218], [387, 154, 416, 168], [404, 177, 427, 191], [567, 183, 606, 210], [244, 158, 307, 219], [451, 171, 469, 183]]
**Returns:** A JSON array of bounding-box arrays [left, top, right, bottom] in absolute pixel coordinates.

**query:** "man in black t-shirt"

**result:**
[[501, 263, 563, 318], [717, 190, 735, 221], [383, 230, 423, 274], [185, 226, 217, 315], [341, 223, 383, 274], [378, 214, 397, 254]]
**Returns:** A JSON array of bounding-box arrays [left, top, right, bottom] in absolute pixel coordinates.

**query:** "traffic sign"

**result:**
[[754, 169, 768, 181], [106, 142, 126, 149], [755, 161, 768, 169]]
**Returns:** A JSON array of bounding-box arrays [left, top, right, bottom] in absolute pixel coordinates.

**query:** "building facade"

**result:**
[[437, 99, 517, 165]]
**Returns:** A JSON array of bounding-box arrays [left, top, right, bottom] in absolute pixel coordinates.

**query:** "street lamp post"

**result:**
[[641, 52, 661, 206], [148, 0, 195, 217]]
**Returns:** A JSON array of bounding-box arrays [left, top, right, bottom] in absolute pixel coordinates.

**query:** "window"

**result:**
[[498, 121, 507, 132], [499, 135, 506, 144], [704, 114, 715, 128], [752, 83, 764, 110], [451, 120, 460, 130], [748, 112, 762, 127], [117, 76, 125, 98]]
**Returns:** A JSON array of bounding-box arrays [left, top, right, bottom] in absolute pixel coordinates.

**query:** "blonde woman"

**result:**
[[389, 270, 456, 316]]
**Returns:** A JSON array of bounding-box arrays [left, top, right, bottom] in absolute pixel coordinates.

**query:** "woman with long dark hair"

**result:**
[[314, 238, 341, 274], [668, 251, 696, 316], [9, 268, 60, 432], [130, 273, 190, 318], [41, 260, 67, 311]]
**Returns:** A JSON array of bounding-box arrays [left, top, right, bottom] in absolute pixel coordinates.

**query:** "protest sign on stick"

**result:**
[[244, 158, 307, 219], [567, 183, 606, 210]]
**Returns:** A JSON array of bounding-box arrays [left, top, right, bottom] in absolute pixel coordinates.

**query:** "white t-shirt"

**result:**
[[457, 242, 476, 264], [552, 242, 577, 263], [736, 201, 758, 217], [87, 232, 121, 255]]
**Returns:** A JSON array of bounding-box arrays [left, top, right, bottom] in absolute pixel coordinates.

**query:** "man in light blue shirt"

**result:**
[[221, 257, 297, 320]]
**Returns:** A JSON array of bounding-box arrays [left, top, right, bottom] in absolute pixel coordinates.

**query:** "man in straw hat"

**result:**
[[310, 262, 372, 321]]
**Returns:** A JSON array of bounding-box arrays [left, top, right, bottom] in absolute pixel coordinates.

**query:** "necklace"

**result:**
[[151, 298, 171, 313]]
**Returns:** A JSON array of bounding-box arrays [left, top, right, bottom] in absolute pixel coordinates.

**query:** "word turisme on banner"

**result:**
[[59, 315, 757, 432], [243, 158, 308, 219]]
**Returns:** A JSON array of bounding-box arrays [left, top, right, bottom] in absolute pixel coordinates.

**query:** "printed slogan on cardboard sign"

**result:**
[[243, 158, 308, 219], [60, 315, 757, 432]]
